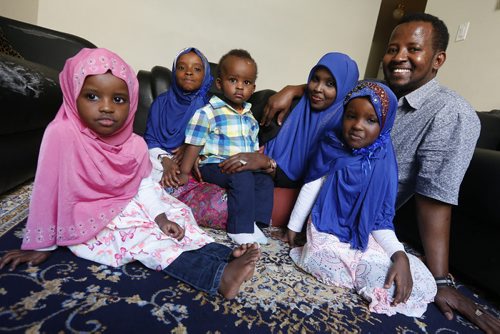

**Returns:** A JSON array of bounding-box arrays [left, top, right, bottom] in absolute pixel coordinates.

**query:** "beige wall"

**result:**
[[3, 0, 380, 92], [0, 0, 38, 23], [426, 0, 500, 111], [2, 0, 498, 110]]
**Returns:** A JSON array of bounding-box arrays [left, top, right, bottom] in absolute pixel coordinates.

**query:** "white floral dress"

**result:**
[[69, 175, 214, 271]]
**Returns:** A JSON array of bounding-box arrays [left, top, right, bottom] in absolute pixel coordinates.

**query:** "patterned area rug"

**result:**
[[0, 183, 498, 333]]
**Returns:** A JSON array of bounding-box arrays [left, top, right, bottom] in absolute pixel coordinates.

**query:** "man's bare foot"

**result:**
[[231, 243, 260, 258], [219, 247, 260, 299]]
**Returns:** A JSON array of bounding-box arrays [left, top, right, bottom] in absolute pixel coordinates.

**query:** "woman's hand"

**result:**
[[0, 250, 51, 271], [155, 213, 185, 241], [385, 251, 413, 305], [160, 157, 181, 188], [219, 152, 270, 174], [261, 84, 306, 126]]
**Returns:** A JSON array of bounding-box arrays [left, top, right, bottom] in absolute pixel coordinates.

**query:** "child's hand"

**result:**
[[171, 145, 186, 164], [177, 173, 189, 186], [192, 157, 203, 182], [155, 214, 185, 241], [160, 157, 181, 188], [0, 249, 51, 271], [385, 251, 413, 305], [287, 229, 298, 248]]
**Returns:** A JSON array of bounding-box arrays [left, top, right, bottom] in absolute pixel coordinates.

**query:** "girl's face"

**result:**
[[77, 72, 130, 137], [307, 67, 337, 110], [342, 97, 380, 149], [175, 51, 205, 92]]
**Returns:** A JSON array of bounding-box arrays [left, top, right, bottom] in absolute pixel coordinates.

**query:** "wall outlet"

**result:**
[[456, 22, 470, 42]]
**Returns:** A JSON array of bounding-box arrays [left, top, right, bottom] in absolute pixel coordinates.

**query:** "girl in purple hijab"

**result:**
[[144, 47, 227, 229]]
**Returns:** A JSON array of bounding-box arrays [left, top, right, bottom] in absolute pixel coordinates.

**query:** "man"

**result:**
[[261, 13, 500, 333]]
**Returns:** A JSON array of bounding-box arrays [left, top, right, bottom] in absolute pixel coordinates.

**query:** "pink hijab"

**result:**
[[22, 48, 152, 249]]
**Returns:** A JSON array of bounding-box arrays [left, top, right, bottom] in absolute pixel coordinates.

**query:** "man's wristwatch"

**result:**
[[434, 273, 456, 288]]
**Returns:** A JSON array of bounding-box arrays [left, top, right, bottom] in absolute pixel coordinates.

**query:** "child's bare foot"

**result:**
[[231, 243, 260, 258], [219, 247, 260, 299], [231, 243, 260, 281]]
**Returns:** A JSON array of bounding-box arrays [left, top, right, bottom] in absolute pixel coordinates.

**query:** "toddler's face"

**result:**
[[77, 72, 130, 137], [342, 97, 380, 149], [307, 67, 337, 111], [216, 56, 256, 110], [175, 51, 205, 92]]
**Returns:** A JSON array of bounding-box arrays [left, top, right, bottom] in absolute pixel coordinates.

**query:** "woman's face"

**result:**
[[342, 97, 380, 149], [307, 67, 337, 110], [175, 51, 205, 92]]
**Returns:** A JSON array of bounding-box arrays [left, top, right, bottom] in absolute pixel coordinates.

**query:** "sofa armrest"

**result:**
[[0, 15, 96, 71]]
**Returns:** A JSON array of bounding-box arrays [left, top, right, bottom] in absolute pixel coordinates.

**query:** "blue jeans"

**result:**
[[163, 243, 233, 295], [200, 164, 274, 234]]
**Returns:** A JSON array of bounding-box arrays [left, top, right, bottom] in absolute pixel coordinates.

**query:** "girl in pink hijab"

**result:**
[[0, 48, 259, 300]]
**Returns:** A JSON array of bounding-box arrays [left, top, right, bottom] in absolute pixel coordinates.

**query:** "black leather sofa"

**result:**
[[0, 16, 96, 194], [394, 110, 500, 300]]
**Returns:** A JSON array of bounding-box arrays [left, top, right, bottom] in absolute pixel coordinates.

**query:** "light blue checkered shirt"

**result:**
[[185, 95, 260, 164]]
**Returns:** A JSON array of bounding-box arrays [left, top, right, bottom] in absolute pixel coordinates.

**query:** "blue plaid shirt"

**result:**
[[185, 95, 260, 164]]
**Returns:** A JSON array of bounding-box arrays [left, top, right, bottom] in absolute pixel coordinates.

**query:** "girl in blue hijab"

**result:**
[[264, 52, 359, 186], [286, 81, 436, 317], [144, 47, 227, 229]]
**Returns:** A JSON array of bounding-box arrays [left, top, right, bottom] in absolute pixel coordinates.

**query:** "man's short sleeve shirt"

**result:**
[[391, 79, 480, 208]]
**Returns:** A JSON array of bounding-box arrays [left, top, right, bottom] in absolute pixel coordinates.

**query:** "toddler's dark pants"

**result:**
[[200, 163, 274, 234]]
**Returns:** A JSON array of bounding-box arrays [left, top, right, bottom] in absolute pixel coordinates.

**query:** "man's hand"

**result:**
[[0, 250, 51, 271], [415, 194, 500, 332], [434, 286, 500, 333]]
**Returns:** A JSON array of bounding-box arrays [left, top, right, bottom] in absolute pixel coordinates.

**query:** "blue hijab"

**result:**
[[306, 81, 398, 251], [144, 47, 213, 152], [264, 52, 359, 182]]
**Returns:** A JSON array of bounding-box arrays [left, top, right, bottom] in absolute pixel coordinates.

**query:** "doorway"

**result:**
[[364, 0, 427, 80]]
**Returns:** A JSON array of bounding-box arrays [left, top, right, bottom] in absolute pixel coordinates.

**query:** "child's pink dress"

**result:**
[[290, 220, 437, 317], [150, 153, 228, 230], [69, 176, 214, 271]]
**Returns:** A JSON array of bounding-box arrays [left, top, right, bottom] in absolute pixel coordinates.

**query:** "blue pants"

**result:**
[[163, 243, 233, 295], [200, 164, 274, 234]]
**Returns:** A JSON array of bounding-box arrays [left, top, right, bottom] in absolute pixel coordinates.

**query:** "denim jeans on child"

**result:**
[[163, 242, 233, 295], [199, 163, 274, 234]]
